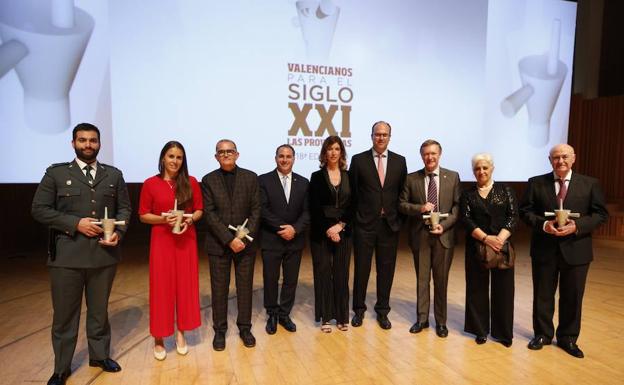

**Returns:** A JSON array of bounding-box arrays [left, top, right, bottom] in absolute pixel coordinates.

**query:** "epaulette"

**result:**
[[98, 163, 119, 171], [48, 162, 70, 169]]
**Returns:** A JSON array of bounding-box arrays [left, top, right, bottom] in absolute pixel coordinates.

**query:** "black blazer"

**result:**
[[201, 166, 261, 255], [31, 160, 131, 268], [258, 169, 310, 251], [309, 168, 352, 241], [349, 149, 407, 231], [519, 172, 608, 265]]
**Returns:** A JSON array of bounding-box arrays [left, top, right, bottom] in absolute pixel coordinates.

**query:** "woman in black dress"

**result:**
[[309, 136, 352, 332], [460, 153, 518, 347]]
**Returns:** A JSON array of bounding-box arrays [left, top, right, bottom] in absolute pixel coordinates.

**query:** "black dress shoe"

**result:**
[[351, 313, 364, 327], [213, 330, 226, 351], [409, 321, 429, 334], [527, 336, 552, 350], [376, 314, 392, 330], [435, 324, 448, 338], [240, 329, 256, 348], [89, 358, 121, 372], [278, 315, 297, 332], [557, 341, 584, 358], [47, 372, 70, 385], [266, 315, 278, 335], [499, 339, 512, 348], [475, 335, 487, 344]]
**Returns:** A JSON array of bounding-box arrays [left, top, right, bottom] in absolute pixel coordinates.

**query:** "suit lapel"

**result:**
[[91, 163, 108, 188], [272, 169, 289, 206], [68, 160, 91, 187], [545, 173, 558, 210], [416, 169, 427, 203], [366, 150, 384, 188]]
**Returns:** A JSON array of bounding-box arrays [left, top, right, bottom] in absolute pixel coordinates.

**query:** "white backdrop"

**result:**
[[0, 0, 577, 182]]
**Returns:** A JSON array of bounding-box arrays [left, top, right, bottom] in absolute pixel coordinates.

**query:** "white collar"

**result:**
[[75, 158, 98, 171], [276, 170, 292, 179], [553, 170, 573, 181]]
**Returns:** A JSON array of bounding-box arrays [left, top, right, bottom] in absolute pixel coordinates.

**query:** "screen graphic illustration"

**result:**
[[0, 0, 93, 132], [500, 19, 567, 147]]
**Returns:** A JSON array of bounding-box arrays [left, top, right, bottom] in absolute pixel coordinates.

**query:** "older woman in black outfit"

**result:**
[[460, 153, 518, 347], [309, 136, 352, 333]]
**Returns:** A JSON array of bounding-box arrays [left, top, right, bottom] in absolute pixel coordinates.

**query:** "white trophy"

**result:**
[[91, 207, 126, 242], [161, 199, 192, 234], [229, 218, 253, 242], [295, 0, 340, 63], [0, 0, 94, 132], [501, 19, 567, 147], [423, 211, 449, 230], [544, 199, 580, 227]]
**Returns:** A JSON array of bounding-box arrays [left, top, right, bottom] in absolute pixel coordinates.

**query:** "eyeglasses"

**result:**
[[216, 149, 237, 157]]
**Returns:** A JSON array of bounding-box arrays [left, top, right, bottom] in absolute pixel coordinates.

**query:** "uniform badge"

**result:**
[[66, 180, 72, 185]]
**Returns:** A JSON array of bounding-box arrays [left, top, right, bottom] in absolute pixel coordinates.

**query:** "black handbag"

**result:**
[[478, 241, 515, 269]]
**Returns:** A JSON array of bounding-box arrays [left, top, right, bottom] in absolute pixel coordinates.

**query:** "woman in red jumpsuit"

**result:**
[[139, 141, 203, 360]]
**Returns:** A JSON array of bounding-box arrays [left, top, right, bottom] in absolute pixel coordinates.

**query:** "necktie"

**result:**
[[282, 175, 290, 203], [377, 154, 385, 187], [427, 173, 438, 212], [557, 178, 567, 206], [83, 165, 94, 184]]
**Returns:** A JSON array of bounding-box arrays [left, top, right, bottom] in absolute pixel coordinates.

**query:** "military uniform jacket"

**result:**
[[31, 160, 132, 268]]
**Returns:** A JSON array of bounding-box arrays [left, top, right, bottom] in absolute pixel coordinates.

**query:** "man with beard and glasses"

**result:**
[[32, 123, 131, 385]]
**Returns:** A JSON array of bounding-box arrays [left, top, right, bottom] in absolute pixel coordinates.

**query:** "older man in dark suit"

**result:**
[[32, 123, 131, 385], [350, 121, 407, 329], [201, 139, 261, 351], [520, 143, 608, 358], [399, 139, 460, 338], [258, 144, 309, 334]]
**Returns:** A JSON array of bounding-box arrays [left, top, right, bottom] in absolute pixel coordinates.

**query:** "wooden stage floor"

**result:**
[[1, 232, 623, 385]]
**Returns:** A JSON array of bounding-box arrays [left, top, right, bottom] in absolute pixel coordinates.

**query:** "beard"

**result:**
[[75, 146, 99, 162]]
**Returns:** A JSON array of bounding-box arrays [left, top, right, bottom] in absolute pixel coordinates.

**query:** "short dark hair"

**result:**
[[72, 122, 100, 141], [420, 139, 442, 155], [275, 144, 296, 157], [371, 120, 392, 135], [319, 136, 347, 170]]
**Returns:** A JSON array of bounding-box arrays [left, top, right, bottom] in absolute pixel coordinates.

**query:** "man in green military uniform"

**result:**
[[31, 123, 131, 385]]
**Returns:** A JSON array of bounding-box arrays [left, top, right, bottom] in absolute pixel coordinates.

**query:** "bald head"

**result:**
[[549, 143, 575, 157], [548, 143, 576, 178]]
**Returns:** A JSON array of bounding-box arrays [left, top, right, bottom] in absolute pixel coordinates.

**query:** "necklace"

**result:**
[[477, 181, 494, 191]]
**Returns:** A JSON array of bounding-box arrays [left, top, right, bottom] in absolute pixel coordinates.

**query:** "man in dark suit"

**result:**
[[201, 139, 261, 351], [31, 123, 131, 385], [350, 121, 407, 329], [520, 143, 608, 358], [258, 144, 310, 334], [398, 139, 460, 338]]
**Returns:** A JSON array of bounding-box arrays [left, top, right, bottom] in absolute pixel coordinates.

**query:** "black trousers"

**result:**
[[310, 236, 352, 324], [531, 249, 589, 343], [49, 264, 117, 374], [352, 218, 399, 316], [262, 248, 303, 317], [209, 250, 255, 332], [464, 248, 514, 342]]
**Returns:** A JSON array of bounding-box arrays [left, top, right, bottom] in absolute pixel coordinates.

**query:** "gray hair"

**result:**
[[215, 139, 237, 152], [471, 153, 494, 169]]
